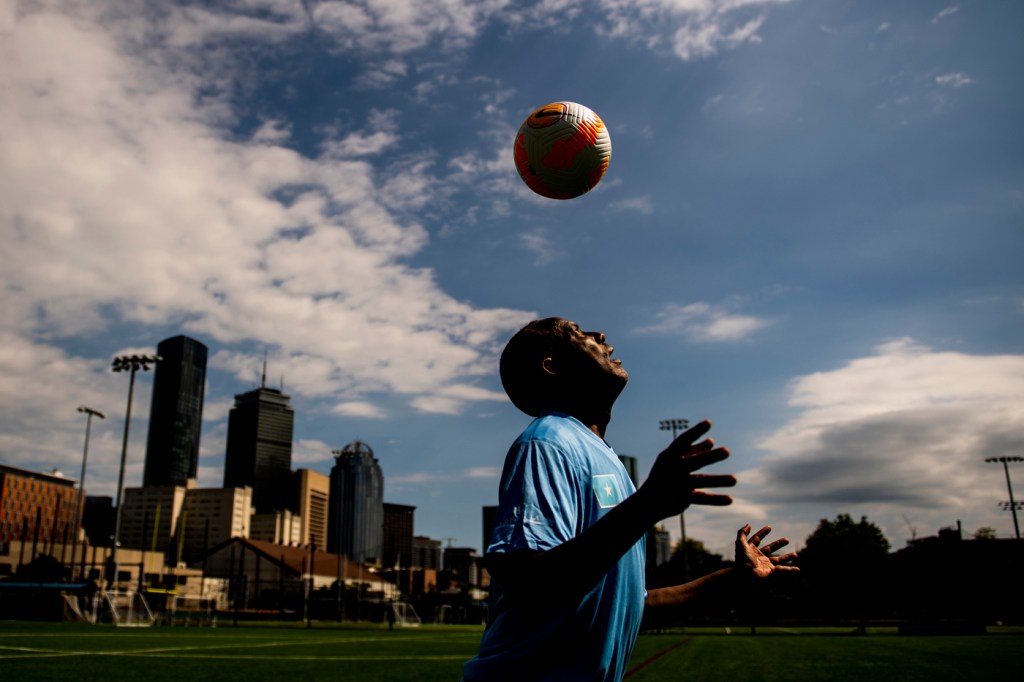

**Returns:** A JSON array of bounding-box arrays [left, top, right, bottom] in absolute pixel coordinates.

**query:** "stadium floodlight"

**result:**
[[109, 353, 160, 588], [659, 418, 690, 581], [72, 406, 105, 581], [986, 456, 1023, 540], [659, 418, 690, 440]]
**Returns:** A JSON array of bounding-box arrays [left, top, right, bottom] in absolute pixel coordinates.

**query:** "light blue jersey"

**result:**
[[463, 413, 646, 682]]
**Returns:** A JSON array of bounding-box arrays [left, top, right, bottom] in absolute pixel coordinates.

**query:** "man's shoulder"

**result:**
[[517, 412, 585, 444]]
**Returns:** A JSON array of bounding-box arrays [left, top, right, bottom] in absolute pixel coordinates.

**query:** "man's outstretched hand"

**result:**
[[736, 524, 800, 579], [637, 419, 736, 523]]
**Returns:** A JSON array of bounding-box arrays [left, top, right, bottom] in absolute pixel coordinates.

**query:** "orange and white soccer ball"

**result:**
[[513, 101, 612, 200]]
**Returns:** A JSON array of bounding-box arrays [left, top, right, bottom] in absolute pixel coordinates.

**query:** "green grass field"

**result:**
[[1, 621, 1021, 681]]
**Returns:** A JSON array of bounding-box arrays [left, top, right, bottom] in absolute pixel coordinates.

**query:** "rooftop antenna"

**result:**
[[261, 350, 267, 389], [902, 514, 917, 542]]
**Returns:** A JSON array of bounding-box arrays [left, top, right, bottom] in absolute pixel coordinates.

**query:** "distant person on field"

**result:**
[[463, 317, 798, 682]]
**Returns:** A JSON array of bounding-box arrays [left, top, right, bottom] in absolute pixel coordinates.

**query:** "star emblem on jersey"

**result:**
[[591, 474, 623, 509]]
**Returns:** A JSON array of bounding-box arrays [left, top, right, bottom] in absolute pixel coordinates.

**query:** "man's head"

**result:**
[[500, 317, 629, 417]]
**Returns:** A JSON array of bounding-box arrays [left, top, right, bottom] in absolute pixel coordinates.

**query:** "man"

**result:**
[[463, 318, 797, 681]]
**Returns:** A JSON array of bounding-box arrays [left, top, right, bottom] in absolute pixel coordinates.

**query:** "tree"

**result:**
[[798, 514, 891, 625], [973, 526, 997, 540]]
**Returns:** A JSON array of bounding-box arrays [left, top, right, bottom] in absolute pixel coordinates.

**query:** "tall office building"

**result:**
[[223, 374, 294, 513], [327, 441, 383, 564], [144, 336, 208, 487], [382, 502, 415, 569], [412, 536, 442, 570], [290, 469, 330, 549]]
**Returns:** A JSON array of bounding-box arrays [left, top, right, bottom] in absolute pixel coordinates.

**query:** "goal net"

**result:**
[[168, 594, 217, 627], [391, 601, 421, 627], [103, 590, 156, 627]]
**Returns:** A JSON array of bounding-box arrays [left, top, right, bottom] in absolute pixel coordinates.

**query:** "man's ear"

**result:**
[[541, 356, 557, 376]]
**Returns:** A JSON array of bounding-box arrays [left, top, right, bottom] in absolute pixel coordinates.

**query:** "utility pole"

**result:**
[[986, 456, 1023, 539]]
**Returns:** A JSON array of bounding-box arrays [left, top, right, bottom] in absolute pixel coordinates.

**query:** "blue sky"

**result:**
[[2, 0, 1022, 558]]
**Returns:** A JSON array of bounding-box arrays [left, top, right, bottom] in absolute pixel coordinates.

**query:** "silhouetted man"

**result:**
[[463, 318, 797, 681]]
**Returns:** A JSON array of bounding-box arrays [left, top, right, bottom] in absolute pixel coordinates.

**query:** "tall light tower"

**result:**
[[72, 405, 105, 581], [986, 456, 1022, 540], [659, 419, 690, 580], [110, 353, 160, 588]]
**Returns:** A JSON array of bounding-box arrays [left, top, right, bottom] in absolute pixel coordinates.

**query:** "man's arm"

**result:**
[[644, 524, 799, 625], [487, 420, 735, 604]]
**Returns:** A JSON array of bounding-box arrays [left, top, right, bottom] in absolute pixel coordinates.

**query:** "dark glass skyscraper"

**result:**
[[223, 383, 294, 513], [328, 441, 383, 564], [144, 335, 207, 487]]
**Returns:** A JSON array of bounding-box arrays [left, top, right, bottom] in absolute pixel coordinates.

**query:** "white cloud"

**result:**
[[0, 1, 533, 494], [332, 401, 388, 419], [747, 339, 1024, 541], [519, 228, 563, 266], [409, 383, 507, 415], [608, 195, 654, 215], [463, 466, 500, 479], [291, 438, 335, 465], [932, 5, 959, 24], [119, 1, 791, 67], [935, 72, 974, 88], [637, 301, 773, 342]]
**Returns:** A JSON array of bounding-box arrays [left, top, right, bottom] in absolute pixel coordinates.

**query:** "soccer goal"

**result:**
[[168, 594, 217, 627], [103, 589, 156, 627], [390, 601, 421, 627]]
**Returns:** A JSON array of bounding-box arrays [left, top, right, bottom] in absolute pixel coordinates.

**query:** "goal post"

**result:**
[[391, 600, 421, 627], [168, 593, 217, 627], [103, 589, 156, 627]]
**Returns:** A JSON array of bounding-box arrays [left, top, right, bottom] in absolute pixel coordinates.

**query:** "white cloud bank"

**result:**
[[0, 1, 530, 486], [743, 339, 1024, 543]]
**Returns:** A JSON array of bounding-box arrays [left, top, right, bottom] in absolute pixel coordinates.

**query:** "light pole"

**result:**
[[659, 419, 690, 580], [986, 456, 1023, 540], [110, 354, 160, 589], [72, 406, 105, 582]]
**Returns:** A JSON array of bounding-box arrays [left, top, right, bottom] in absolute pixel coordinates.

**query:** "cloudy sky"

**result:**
[[2, 0, 1022, 558]]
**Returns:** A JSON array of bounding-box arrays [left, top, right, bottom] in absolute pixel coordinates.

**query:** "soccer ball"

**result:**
[[513, 101, 612, 200]]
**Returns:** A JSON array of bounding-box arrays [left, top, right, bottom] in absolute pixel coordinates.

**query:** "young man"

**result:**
[[463, 318, 797, 681]]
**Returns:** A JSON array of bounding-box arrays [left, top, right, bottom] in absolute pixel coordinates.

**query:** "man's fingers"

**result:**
[[677, 419, 712, 443], [664, 420, 713, 454], [684, 446, 731, 471], [691, 474, 736, 489], [749, 526, 771, 546], [688, 491, 733, 506], [761, 538, 790, 554]]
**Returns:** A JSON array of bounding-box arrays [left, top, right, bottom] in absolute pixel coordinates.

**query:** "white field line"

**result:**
[[0, 635, 476, 661]]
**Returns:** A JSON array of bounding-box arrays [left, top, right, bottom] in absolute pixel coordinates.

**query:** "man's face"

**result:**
[[558, 319, 630, 389]]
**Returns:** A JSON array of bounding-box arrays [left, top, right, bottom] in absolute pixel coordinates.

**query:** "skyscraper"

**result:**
[[382, 502, 415, 569], [328, 441, 383, 564], [290, 469, 330, 549], [223, 373, 294, 513], [144, 335, 207, 487]]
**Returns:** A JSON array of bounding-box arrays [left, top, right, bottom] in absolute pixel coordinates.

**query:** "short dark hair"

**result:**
[[499, 318, 575, 417]]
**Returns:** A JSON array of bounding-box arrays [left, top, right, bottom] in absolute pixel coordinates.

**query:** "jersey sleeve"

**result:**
[[486, 438, 582, 555]]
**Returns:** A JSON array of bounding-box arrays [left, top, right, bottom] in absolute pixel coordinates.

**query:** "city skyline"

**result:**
[[1, 1, 1022, 559]]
